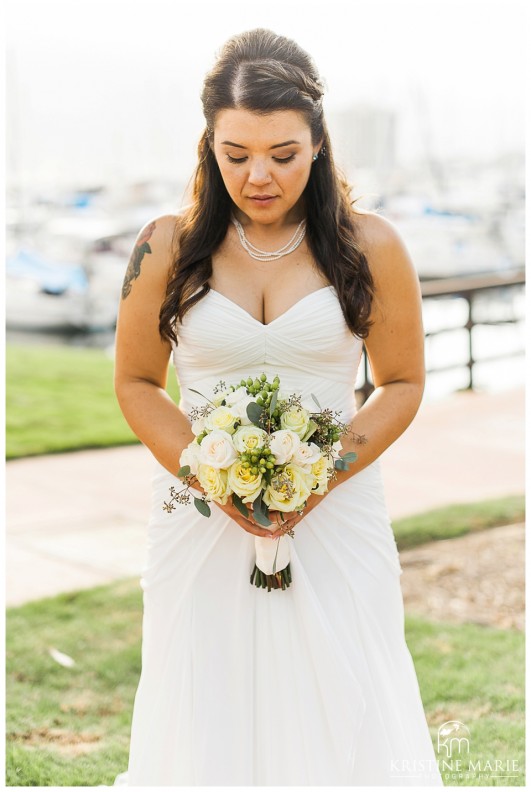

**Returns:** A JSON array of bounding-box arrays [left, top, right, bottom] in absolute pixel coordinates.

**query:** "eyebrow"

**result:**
[[220, 139, 301, 150]]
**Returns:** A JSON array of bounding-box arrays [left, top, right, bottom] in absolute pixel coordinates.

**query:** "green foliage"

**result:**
[[6, 344, 180, 459]]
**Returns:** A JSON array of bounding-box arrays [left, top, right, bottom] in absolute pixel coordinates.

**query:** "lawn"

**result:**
[[392, 495, 525, 550], [5, 578, 524, 786], [6, 344, 180, 458]]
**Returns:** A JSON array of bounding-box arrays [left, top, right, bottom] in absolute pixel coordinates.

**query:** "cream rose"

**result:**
[[280, 405, 311, 439], [262, 462, 313, 512], [198, 430, 238, 469], [311, 455, 334, 495], [204, 405, 239, 435], [227, 461, 263, 503], [212, 388, 232, 407], [225, 386, 249, 406], [196, 463, 231, 505], [232, 425, 268, 454], [179, 441, 202, 476], [292, 441, 322, 469], [268, 429, 301, 465]]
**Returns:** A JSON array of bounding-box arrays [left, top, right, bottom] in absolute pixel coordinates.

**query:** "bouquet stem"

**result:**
[[250, 563, 292, 591]]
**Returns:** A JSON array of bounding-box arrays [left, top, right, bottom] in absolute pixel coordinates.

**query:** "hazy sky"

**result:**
[[6, 0, 526, 189]]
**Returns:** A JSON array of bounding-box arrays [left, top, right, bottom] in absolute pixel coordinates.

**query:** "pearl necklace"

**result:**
[[230, 215, 307, 262]]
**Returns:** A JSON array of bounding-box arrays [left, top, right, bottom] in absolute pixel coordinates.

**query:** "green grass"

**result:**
[[6, 579, 142, 786], [393, 495, 525, 550], [406, 615, 525, 786], [5, 579, 525, 786], [6, 344, 180, 459]]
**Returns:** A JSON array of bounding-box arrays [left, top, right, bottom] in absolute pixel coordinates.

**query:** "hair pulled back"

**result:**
[[159, 28, 374, 343]]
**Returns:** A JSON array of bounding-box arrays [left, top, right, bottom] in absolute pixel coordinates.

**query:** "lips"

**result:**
[[249, 195, 276, 200]]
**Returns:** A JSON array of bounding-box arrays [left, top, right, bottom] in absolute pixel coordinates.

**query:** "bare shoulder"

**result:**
[[134, 208, 190, 261], [352, 208, 416, 281], [352, 208, 421, 324], [121, 208, 190, 300]]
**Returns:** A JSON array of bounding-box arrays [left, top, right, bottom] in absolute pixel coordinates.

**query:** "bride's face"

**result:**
[[212, 108, 321, 225]]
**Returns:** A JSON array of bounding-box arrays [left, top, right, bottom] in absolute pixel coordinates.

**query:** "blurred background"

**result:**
[[6, 0, 525, 406]]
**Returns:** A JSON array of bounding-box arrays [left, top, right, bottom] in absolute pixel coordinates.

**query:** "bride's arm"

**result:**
[[114, 214, 197, 476], [326, 214, 424, 480], [114, 214, 278, 540], [269, 213, 424, 535]]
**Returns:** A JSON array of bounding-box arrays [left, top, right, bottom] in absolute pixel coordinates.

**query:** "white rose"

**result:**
[[331, 439, 343, 459], [204, 405, 239, 435], [268, 429, 301, 465], [231, 394, 256, 426], [212, 388, 232, 407], [232, 425, 268, 454], [280, 405, 311, 439], [179, 441, 202, 476], [292, 441, 322, 469], [191, 416, 206, 436], [225, 386, 249, 406], [199, 430, 238, 469]]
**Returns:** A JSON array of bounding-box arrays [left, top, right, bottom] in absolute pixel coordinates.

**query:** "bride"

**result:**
[[113, 27, 443, 786]]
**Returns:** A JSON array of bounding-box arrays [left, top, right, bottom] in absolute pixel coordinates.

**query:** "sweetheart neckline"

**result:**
[[207, 285, 335, 327]]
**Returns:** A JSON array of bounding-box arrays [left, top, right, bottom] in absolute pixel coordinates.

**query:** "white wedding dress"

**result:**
[[113, 284, 443, 786]]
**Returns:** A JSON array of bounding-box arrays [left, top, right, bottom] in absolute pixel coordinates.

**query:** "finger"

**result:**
[[239, 515, 277, 539], [269, 521, 295, 539]]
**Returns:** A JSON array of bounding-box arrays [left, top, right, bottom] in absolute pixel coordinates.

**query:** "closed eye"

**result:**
[[226, 154, 296, 164]]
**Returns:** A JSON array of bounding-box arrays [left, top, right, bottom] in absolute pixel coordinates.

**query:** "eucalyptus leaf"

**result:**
[[193, 497, 212, 517], [177, 465, 191, 477], [188, 387, 209, 400], [253, 508, 273, 527], [334, 459, 349, 471], [269, 388, 278, 416], [232, 493, 249, 519], [252, 493, 272, 526], [310, 393, 322, 411], [246, 402, 263, 425], [341, 452, 358, 464]]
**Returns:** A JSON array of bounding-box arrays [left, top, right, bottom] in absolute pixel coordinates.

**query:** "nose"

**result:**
[[248, 159, 272, 186]]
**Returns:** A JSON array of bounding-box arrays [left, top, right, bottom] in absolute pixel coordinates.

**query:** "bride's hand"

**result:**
[[188, 479, 280, 540], [267, 494, 321, 538], [189, 477, 320, 539]]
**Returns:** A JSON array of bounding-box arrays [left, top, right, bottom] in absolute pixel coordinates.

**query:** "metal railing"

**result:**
[[356, 270, 525, 404]]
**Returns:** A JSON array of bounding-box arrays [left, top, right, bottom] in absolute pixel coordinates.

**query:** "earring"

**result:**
[[312, 153, 318, 161]]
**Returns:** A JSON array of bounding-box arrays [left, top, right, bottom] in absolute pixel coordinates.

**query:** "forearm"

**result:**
[[326, 380, 423, 494], [115, 380, 195, 476]]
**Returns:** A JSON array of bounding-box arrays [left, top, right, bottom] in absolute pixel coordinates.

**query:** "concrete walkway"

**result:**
[[6, 387, 524, 607]]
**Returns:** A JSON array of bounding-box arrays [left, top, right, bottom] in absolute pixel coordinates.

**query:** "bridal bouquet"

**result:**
[[162, 374, 360, 592]]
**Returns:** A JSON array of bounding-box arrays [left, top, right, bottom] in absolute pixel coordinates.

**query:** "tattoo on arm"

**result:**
[[121, 221, 157, 299]]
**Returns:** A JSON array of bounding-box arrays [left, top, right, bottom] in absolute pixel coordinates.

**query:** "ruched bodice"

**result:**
[[172, 285, 363, 423]]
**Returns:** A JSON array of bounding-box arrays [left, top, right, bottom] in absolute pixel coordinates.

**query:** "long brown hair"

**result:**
[[159, 28, 374, 344]]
